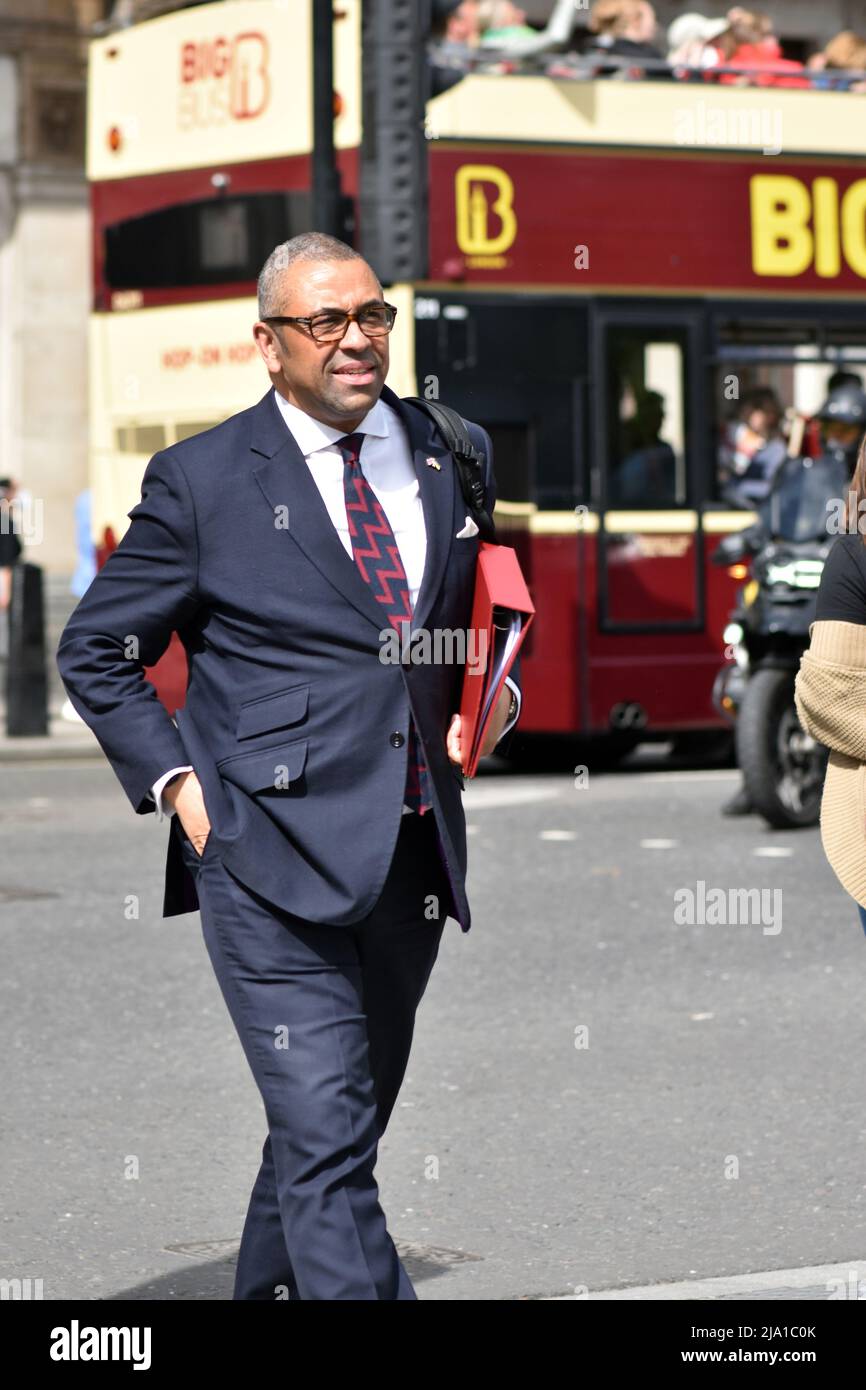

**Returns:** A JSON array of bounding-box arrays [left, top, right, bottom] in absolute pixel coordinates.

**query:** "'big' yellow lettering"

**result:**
[[751, 173, 866, 280], [455, 165, 517, 255]]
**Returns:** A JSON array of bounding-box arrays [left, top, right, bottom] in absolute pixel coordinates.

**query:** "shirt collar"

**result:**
[[272, 387, 391, 458]]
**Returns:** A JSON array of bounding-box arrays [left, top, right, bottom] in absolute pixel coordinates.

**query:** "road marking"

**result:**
[[462, 786, 563, 810], [620, 770, 738, 784], [640, 838, 678, 849], [545, 1256, 866, 1300], [753, 847, 794, 858], [539, 829, 577, 841]]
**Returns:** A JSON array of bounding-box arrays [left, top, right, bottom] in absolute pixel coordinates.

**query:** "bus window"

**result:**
[[174, 420, 219, 443], [114, 424, 167, 454], [711, 317, 866, 506], [412, 296, 588, 510], [482, 423, 533, 505], [604, 328, 688, 510], [104, 191, 312, 291]]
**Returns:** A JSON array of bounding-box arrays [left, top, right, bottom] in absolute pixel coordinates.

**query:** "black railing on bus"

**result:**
[[430, 48, 866, 91]]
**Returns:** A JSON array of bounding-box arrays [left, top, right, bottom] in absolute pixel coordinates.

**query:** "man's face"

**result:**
[[253, 259, 389, 431]]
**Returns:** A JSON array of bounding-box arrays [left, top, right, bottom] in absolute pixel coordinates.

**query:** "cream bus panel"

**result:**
[[427, 75, 865, 158], [88, 0, 360, 181], [89, 287, 419, 543]]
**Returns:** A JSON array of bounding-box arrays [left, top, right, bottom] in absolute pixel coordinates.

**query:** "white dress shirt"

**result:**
[[151, 390, 520, 818]]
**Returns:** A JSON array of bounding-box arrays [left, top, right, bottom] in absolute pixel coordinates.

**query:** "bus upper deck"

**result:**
[[85, 0, 866, 736]]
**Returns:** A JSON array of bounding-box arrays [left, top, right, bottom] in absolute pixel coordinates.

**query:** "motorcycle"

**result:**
[[711, 453, 846, 828]]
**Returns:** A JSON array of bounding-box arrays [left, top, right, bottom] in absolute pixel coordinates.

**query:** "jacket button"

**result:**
[[390, 731, 405, 748]]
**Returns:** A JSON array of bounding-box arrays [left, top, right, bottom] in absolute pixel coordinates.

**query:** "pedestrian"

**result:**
[[0, 478, 23, 665], [61, 490, 97, 724], [794, 425, 866, 938], [56, 232, 521, 1301]]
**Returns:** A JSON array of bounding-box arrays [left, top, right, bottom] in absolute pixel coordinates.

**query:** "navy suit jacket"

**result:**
[[56, 383, 518, 933]]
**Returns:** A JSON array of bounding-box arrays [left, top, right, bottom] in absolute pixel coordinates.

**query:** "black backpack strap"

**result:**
[[402, 396, 497, 542]]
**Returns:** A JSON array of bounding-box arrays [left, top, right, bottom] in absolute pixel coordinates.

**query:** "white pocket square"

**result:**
[[455, 515, 479, 539]]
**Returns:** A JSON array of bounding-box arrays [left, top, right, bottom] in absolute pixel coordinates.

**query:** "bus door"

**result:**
[[412, 292, 589, 734], [589, 306, 708, 731], [455, 374, 585, 734]]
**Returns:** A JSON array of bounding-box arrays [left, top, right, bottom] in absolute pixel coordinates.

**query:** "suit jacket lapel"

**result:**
[[380, 384, 456, 635], [250, 388, 388, 632], [249, 384, 456, 636]]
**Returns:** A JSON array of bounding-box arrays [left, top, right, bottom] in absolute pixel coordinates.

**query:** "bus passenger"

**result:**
[[477, 0, 578, 57], [586, 0, 668, 78], [666, 12, 728, 74], [615, 389, 677, 505], [807, 31, 866, 92], [428, 0, 481, 96], [718, 387, 787, 506], [712, 8, 809, 88]]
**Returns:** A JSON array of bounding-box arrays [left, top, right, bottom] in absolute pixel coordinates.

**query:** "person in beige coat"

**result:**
[[795, 433, 866, 933]]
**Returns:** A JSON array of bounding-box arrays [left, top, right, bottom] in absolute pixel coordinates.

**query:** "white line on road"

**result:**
[[462, 786, 563, 810], [640, 839, 678, 849], [622, 770, 739, 783], [539, 830, 578, 841], [545, 1257, 866, 1300], [753, 847, 795, 858]]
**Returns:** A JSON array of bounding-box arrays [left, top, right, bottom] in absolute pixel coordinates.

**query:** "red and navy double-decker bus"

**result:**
[[87, 1, 866, 749]]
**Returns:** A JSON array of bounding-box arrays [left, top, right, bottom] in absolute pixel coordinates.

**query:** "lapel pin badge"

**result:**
[[425, 456, 441, 470]]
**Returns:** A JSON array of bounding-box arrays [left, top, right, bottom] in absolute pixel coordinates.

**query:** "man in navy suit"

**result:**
[[57, 232, 520, 1300]]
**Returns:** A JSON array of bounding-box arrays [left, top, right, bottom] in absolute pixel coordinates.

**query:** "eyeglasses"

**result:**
[[263, 302, 398, 342]]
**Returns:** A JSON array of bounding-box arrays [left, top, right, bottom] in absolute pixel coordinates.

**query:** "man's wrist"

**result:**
[[162, 770, 189, 809]]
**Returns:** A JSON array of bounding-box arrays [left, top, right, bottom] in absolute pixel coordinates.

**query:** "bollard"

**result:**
[[5, 562, 48, 736]]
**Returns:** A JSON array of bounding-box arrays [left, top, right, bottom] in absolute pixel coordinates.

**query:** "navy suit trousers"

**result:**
[[177, 810, 448, 1300]]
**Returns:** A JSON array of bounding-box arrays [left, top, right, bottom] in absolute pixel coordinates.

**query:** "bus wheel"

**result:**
[[736, 667, 827, 829]]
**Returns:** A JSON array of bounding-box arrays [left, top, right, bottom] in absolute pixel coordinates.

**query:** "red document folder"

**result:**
[[459, 542, 535, 777]]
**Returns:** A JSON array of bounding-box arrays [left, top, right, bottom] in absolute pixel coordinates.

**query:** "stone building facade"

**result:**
[[0, 1, 105, 576]]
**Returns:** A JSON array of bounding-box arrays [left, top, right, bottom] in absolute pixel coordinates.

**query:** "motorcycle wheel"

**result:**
[[736, 667, 828, 829]]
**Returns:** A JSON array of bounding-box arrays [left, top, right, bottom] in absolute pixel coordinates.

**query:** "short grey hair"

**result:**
[[257, 232, 371, 318]]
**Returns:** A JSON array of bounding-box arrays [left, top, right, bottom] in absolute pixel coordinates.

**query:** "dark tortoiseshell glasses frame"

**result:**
[[262, 302, 398, 342]]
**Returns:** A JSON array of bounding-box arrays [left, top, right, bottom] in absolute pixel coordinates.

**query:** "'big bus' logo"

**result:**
[[455, 164, 517, 266], [178, 31, 270, 129], [751, 173, 866, 279]]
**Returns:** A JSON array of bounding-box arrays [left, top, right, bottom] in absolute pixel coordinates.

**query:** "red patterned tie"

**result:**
[[336, 431, 432, 814]]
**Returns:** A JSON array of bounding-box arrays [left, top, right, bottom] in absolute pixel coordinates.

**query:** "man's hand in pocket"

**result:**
[[164, 771, 211, 856]]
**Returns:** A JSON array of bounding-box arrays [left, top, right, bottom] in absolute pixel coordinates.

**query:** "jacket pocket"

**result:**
[[235, 683, 309, 740], [216, 737, 308, 793]]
